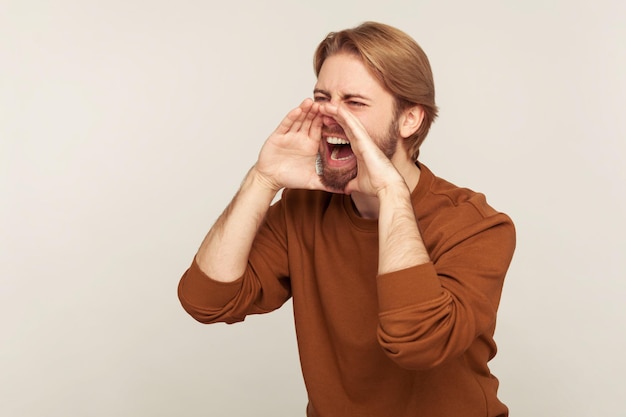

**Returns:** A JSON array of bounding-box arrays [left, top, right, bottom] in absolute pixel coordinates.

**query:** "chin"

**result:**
[[320, 166, 357, 192]]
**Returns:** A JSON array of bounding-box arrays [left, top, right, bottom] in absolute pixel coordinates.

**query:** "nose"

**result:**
[[322, 115, 338, 127]]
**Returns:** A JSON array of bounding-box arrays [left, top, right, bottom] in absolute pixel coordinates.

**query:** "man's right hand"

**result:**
[[253, 98, 328, 192], [195, 99, 330, 282]]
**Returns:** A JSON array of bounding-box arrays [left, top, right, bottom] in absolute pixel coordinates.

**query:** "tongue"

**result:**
[[332, 145, 354, 160]]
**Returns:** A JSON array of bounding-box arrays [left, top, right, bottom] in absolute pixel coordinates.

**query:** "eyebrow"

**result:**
[[313, 88, 371, 102]]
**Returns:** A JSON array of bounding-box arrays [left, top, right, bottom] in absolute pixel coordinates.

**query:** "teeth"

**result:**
[[326, 136, 350, 145]]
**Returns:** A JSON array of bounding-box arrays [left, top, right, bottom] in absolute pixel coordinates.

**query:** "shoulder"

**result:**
[[416, 164, 515, 254], [417, 164, 512, 223]]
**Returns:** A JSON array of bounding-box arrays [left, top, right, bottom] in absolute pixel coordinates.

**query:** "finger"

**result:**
[[274, 99, 313, 135], [336, 106, 371, 146], [320, 103, 374, 152], [287, 99, 311, 133], [307, 110, 324, 143], [301, 102, 322, 139], [274, 106, 303, 135], [299, 101, 318, 131]]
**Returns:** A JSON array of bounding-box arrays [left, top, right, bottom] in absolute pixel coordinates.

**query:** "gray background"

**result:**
[[2, 0, 624, 415]]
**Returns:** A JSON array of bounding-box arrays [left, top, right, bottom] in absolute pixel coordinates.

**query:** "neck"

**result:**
[[351, 159, 421, 219]]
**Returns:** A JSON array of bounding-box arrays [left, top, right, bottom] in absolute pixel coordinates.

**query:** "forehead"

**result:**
[[314, 52, 389, 97]]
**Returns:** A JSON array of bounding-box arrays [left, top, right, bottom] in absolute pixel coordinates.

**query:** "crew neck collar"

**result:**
[[340, 162, 433, 231]]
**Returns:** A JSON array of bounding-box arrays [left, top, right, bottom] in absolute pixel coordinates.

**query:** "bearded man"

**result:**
[[178, 21, 516, 417]]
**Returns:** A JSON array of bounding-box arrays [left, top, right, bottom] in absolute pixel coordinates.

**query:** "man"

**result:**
[[178, 21, 516, 417]]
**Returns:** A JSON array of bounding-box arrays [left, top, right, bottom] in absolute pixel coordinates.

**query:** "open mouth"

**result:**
[[326, 136, 354, 162]]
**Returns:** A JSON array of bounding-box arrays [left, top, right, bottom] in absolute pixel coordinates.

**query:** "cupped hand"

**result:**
[[319, 103, 405, 197], [254, 99, 329, 192]]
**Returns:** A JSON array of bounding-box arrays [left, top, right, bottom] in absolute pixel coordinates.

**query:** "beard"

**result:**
[[318, 118, 400, 192]]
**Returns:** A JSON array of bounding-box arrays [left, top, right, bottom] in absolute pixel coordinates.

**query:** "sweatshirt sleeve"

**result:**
[[177, 199, 292, 325], [376, 210, 516, 370]]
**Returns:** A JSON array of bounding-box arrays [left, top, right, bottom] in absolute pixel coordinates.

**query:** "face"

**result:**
[[313, 52, 400, 191]]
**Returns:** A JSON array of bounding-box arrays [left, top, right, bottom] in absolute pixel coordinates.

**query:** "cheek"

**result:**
[[365, 116, 392, 140], [352, 114, 377, 137]]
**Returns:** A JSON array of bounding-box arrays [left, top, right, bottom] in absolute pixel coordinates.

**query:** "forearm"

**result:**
[[376, 183, 430, 275], [195, 166, 279, 282]]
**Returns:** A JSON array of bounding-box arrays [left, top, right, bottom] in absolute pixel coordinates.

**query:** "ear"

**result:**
[[398, 105, 424, 139]]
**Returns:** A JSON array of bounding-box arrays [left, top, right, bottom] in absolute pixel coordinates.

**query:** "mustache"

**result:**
[[322, 126, 345, 136]]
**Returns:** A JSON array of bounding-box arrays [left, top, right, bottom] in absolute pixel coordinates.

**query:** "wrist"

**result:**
[[248, 165, 283, 194], [376, 180, 411, 202]]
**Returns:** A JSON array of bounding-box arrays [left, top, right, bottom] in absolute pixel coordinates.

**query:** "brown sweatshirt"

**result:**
[[178, 163, 516, 417]]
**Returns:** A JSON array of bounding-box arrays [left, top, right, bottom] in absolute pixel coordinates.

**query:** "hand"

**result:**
[[319, 103, 405, 197], [254, 99, 329, 192]]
